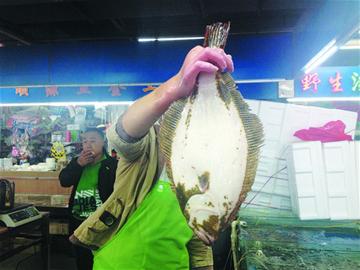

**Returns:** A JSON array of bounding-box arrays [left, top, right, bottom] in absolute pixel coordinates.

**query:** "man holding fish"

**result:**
[[70, 22, 262, 270]]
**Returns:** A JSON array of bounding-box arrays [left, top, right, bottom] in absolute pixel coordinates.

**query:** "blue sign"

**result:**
[[295, 66, 360, 98], [0, 81, 279, 104], [0, 85, 148, 104]]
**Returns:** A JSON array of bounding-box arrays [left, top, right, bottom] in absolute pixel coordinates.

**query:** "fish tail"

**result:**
[[203, 22, 230, 49]]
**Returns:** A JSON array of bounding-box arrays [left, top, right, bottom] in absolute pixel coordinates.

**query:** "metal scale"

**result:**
[[0, 203, 41, 227], [0, 179, 41, 227]]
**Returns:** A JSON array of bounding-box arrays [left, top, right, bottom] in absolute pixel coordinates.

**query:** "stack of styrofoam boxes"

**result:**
[[244, 100, 291, 210], [241, 100, 358, 212], [287, 141, 360, 220]]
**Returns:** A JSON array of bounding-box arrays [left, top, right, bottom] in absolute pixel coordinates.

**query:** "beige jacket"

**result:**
[[71, 124, 213, 268]]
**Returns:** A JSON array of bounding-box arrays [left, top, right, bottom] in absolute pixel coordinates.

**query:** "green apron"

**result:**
[[93, 180, 193, 270]]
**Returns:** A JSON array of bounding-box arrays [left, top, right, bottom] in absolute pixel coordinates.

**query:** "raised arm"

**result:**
[[120, 46, 234, 139]]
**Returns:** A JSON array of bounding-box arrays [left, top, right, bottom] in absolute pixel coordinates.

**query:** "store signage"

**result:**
[[77, 86, 91, 95], [296, 66, 360, 97], [0, 82, 278, 104], [15, 87, 29, 96], [45, 86, 59, 97], [0, 85, 149, 104], [143, 85, 157, 92], [109, 86, 124, 96]]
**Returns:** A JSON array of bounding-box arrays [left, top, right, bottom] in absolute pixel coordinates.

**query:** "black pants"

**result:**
[[69, 217, 93, 270]]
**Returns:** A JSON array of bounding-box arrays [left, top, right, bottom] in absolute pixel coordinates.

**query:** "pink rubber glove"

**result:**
[[168, 46, 234, 102]]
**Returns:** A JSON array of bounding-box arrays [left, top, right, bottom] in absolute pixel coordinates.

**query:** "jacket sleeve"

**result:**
[[59, 158, 84, 187], [106, 122, 150, 163]]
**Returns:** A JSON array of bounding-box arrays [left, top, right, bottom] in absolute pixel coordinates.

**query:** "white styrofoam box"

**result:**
[[242, 100, 358, 212], [280, 104, 358, 157], [309, 107, 357, 139], [251, 175, 275, 194], [353, 141, 360, 218], [258, 101, 287, 158], [243, 191, 292, 210], [252, 156, 289, 196], [251, 175, 290, 196], [287, 142, 329, 220], [256, 101, 358, 159], [256, 155, 278, 176], [323, 141, 359, 220], [280, 104, 312, 153], [355, 142, 360, 179]]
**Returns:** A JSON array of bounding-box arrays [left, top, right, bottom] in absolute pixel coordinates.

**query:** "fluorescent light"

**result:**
[[157, 37, 203, 41], [304, 39, 336, 70], [138, 36, 203, 42], [287, 97, 360, 103], [303, 39, 338, 74], [339, 39, 360, 50], [137, 38, 157, 42], [0, 101, 134, 107], [340, 45, 360, 50], [0, 43, 4, 48], [304, 45, 338, 74]]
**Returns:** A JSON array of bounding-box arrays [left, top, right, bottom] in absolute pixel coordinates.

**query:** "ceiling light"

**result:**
[[287, 97, 360, 103], [138, 36, 203, 42], [157, 37, 203, 41], [137, 38, 157, 42], [340, 39, 360, 50], [303, 39, 337, 71], [340, 45, 360, 50], [303, 39, 338, 74]]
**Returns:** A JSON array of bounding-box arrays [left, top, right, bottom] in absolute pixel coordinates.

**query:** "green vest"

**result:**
[[72, 156, 105, 220], [93, 180, 193, 270]]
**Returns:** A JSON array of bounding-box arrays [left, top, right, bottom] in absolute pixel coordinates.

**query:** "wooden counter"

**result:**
[[0, 171, 71, 195], [0, 171, 71, 208]]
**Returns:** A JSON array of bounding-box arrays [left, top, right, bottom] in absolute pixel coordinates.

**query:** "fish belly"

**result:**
[[171, 73, 248, 224]]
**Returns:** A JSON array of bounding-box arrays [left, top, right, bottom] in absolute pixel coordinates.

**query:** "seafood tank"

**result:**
[[232, 208, 360, 270]]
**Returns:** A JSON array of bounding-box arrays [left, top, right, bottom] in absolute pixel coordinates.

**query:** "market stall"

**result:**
[[0, 1, 359, 269]]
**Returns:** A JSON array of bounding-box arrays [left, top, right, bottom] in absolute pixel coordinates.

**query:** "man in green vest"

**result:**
[[60, 128, 117, 270]]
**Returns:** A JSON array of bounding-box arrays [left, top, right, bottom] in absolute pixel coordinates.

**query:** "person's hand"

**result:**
[[77, 150, 95, 167], [168, 46, 234, 102]]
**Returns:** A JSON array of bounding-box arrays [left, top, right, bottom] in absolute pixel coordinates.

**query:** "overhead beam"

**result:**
[[0, 0, 87, 6], [70, 2, 95, 24], [0, 27, 31, 45]]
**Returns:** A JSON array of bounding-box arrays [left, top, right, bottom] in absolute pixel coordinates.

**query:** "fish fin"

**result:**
[[216, 72, 238, 106], [159, 98, 187, 181], [227, 89, 264, 223], [203, 22, 230, 49], [221, 72, 241, 95]]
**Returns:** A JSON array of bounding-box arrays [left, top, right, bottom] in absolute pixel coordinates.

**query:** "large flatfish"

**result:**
[[159, 22, 263, 244]]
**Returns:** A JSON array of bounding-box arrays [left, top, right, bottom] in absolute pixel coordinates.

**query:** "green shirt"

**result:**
[[93, 180, 193, 270], [72, 155, 105, 220]]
